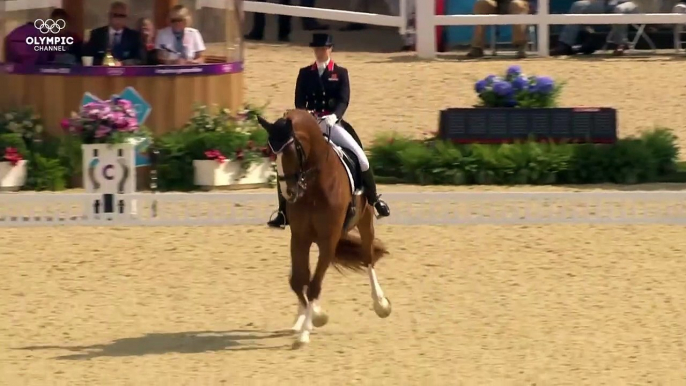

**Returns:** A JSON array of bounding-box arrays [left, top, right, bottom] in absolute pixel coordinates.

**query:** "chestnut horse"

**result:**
[[257, 110, 391, 348]]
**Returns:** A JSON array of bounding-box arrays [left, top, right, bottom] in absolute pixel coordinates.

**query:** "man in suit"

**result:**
[[244, 0, 328, 42], [267, 33, 390, 228], [85, 1, 140, 65]]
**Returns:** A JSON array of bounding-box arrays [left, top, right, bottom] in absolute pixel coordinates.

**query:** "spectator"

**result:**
[[136, 17, 158, 65], [47, 8, 83, 64], [244, 0, 328, 42], [4, 20, 43, 65], [85, 2, 141, 65], [155, 5, 206, 64], [466, 0, 530, 59], [551, 0, 639, 56]]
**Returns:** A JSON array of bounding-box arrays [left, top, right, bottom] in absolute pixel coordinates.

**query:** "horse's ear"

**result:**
[[256, 116, 272, 132], [284, 117, 293, 134]]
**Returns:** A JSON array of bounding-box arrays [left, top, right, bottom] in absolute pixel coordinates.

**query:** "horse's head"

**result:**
[[258, 113, 319, 203]]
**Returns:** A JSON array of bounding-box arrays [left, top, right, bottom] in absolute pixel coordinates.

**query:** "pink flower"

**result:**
[[94, 125, 111, 138], [60, 118, 71, 130], [205, 149, 227, 164], [3, 147, 23, 166]]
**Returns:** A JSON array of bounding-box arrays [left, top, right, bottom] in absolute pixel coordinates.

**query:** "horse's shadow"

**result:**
[[15, 329, 292, 360]]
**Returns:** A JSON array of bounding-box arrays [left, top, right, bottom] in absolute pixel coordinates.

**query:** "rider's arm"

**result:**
[[294, 68, 307, 109], [333, 68, 350, 119]]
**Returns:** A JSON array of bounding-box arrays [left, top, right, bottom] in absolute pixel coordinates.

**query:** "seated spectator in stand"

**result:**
[[136, 17, 158, 65], [551, 0, 639, 56], [4, 20, 44, 64], [47, 8, 83, 64], [85, 1, 141, 65], [466, 0, 530, 59], [155, 5, 206, 64]]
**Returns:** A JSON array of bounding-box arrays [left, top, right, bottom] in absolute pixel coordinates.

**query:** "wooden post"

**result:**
[[155, 0, 178, 29], [63, 0, 84, 39]]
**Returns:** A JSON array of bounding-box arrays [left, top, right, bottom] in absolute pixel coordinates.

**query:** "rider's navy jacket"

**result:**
[[294, 61, 350, 119]]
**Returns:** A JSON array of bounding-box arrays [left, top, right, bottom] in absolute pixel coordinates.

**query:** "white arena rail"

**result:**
[[2, 191, 686, 227], [416, 1, 686, 58], [243, 1, 407, 33], [240, 1, 686, 58]]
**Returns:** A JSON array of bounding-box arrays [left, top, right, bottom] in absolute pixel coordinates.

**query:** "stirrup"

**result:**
[[268, 210, 287, 228]]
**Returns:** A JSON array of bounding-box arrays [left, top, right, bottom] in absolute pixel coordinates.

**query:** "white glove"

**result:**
[[323, 114, 338, 128]]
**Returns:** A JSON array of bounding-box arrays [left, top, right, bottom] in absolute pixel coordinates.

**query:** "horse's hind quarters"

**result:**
[[373, 297, 392, 318]]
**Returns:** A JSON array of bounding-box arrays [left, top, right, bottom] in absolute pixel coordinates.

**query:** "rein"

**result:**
[[271, 135, 319, 196]]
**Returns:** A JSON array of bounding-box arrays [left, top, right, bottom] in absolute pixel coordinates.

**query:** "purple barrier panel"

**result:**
[[0, 62, 243, 76]]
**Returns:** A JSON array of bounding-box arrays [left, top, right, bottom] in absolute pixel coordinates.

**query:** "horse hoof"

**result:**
[[373, 297, 392, 318], [312, 310, 329, 327], [291, 335, 310, 349]]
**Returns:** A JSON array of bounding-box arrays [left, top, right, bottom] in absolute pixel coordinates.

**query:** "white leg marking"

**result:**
[[276, 154, 291, 201], [291, 303, 307, 332], [369, 266, 392, 318], [368, 266, 385, 301], [296, 302, 314, 344]]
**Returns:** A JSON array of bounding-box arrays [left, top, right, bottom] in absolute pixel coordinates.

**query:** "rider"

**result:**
[[267, 33, 391, 228]]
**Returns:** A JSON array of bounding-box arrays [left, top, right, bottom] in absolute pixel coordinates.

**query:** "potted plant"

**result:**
[[0, 147, 27, 190], [192, 139, 276, 189], [61, 97, 149, 191], [178, 104, 274, 189]]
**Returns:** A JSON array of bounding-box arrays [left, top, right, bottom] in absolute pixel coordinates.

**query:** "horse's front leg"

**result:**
[[293, 235, 336, 348], [290, 234, 312, 334]]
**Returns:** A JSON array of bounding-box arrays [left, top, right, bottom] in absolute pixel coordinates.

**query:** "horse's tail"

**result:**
[[332, 230, 388, 272]]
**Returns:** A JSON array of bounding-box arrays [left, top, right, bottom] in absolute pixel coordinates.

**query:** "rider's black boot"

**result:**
[[361, 169, 390, 218], [267, 185, 288, 228]]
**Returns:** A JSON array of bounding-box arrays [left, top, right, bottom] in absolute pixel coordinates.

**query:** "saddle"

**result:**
[[324, 136, 365, 231]]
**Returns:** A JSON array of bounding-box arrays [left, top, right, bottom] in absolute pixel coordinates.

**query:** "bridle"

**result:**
[[269, 134, 318, 201]]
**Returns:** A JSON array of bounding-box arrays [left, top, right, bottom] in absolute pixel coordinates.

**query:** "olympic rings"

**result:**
[[34, 19, 66, 34]]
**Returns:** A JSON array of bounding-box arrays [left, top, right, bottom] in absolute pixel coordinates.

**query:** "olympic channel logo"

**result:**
[[26, 19, 74, 52], [34, 19, 66, 34]]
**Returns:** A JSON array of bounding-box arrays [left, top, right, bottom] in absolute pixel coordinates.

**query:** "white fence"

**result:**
[[2, 191, 686, 227], [243, 1, 686, 58]]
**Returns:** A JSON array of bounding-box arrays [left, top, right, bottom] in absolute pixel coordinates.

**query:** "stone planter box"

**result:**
[[193, 158, 274, 190], [0, 160, 28, 191]]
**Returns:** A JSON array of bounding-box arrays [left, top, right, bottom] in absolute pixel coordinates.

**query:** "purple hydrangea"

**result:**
[[532, 76, 555, 94], [506, 65, 522, 78], [492, 80, 513, 97], [511, 76, 529, 91], [474, 79, 488, 93]]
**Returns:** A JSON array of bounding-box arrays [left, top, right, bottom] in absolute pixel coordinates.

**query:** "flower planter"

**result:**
[[0, 160, 28, 191], [193, 158, 274, 190], [438, 107, 617, 144]]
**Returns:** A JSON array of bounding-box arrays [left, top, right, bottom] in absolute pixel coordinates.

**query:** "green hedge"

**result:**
[[369, 128, 680, 185]]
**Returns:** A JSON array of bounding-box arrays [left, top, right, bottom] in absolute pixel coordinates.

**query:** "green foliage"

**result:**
[[25, 154, 67, 191], [369, 128, 679, 185], [154, 104, 272, 191], [0, 133, 28, 155]]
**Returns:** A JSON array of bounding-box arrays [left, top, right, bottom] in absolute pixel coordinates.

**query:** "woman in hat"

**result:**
[[267, 33, 391, 228]]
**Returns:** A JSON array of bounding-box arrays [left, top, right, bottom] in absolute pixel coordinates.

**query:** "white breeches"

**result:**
[[318, 120, 370, 172]]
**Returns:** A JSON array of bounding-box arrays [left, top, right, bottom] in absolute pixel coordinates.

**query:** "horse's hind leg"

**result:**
[[358, 208, 392, 318], [290, 235, 312, 334]]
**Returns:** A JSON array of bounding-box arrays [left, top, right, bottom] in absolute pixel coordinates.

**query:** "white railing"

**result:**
[[417, 1, 686, 58], [2, 191, 686, 227], [242, 1, 686, 58], [243, 1, 408, 34]]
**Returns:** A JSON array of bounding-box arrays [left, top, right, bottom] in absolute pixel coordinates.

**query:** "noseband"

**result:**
[[270, 136, 317, 198]]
